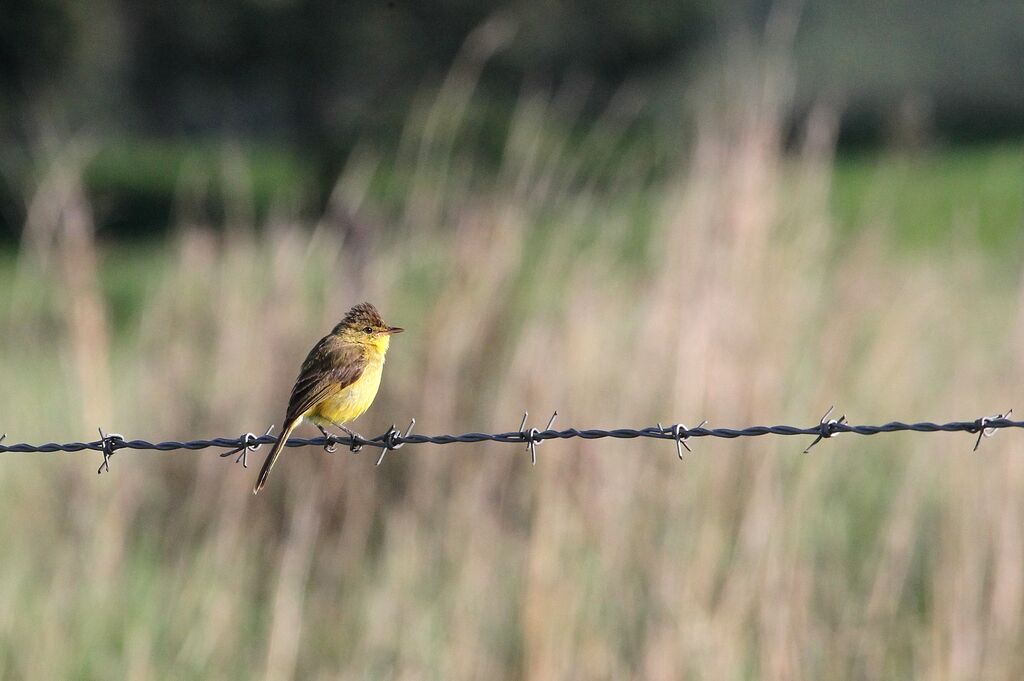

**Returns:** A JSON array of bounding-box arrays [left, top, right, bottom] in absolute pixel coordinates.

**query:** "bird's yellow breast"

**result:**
[[305, 352, 385, 427]]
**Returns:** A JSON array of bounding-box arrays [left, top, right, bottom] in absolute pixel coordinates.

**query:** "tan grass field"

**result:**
[[1, 57, 1023, 680]]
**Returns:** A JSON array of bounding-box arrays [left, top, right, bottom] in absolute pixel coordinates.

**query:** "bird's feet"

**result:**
[[317, 425, 338, 453], [318, 424, 364, 452], [339, 425, 365, 452]]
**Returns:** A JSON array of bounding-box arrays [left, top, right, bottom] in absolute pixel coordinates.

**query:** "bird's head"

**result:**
[[333, 302, 403, 352]]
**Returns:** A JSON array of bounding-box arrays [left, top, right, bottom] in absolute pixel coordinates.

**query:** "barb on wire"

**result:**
[[96, 428, 124, 474], [3, 408, 1024, 467], [803, 406, 847, 453], [220, 425, 274, 468], [519, 411, 558, 465], [376, 419, 416, 466], [658, 420, 708, 459], [972, 408, 1012, 451]]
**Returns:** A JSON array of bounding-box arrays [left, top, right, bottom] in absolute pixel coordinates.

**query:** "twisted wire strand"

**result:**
[[0, 415, 1020, 460]]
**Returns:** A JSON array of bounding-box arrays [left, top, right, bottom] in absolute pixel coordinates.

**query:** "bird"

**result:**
[[253, 302, 403, 494]]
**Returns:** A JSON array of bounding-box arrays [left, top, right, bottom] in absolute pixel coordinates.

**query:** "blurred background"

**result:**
[[1, 0, 1023, 678]]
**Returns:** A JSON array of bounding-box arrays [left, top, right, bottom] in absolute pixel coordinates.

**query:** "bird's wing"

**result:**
[[284, 336, 367, 423]]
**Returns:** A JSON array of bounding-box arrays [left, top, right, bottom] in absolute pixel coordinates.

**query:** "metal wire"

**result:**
[[0, 408, 1017, 474]]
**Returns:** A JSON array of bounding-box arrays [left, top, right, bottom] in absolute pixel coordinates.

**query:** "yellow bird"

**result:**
[[253, 302, 403, 494]]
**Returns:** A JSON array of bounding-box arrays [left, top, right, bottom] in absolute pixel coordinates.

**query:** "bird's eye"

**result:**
[[363, 326, 374, 334]]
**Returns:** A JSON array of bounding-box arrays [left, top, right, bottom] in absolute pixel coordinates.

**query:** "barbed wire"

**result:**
[[0, 407, 1018, 475]]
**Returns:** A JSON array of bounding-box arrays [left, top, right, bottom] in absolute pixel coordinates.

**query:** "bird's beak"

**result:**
[[385, 326, 404, 335]]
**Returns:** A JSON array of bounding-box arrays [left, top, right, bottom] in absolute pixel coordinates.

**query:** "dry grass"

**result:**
[[1, 57, 1023, 680]]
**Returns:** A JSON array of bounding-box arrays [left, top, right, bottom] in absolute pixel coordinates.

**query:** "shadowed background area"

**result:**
[[1, 2, 1024, 679]]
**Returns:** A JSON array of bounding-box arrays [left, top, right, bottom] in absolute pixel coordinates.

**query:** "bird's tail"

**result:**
[[253, 418, 300, 495]]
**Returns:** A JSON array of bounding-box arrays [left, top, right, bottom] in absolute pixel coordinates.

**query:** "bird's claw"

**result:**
[[317, 426, 338, 453]]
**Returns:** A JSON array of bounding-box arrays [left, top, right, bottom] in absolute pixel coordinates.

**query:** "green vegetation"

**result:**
[[832, 144, 1024, 256], [88, 140, 313, 202]]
